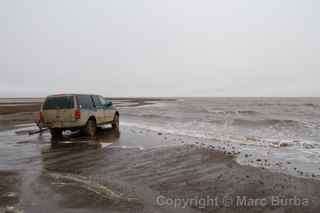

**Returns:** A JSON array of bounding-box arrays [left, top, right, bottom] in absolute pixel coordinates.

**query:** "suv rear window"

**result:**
[[43, 96, 74, 110]]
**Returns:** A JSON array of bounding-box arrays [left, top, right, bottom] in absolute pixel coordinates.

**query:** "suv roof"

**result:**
[[47, 94, 102, 97]]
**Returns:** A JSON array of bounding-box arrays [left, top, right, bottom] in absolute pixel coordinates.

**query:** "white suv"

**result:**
[[39, 94, 119, 137]]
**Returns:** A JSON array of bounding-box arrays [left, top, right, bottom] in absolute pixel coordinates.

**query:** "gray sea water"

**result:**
[[119, 98, 320, 176]]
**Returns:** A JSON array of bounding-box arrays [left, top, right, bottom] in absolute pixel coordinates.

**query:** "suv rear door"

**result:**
[[42, 96, 76, 124], [91, 95, 105, 124]]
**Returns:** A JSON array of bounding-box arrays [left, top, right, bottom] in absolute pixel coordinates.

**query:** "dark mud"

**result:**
[[0, 125, 319, 213], [0, 171, 20, 208]]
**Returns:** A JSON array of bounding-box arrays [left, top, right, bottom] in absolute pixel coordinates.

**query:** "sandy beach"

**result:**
[[0, 98, 320, 213]]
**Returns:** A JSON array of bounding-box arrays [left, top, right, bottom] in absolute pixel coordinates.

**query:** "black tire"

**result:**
[[85, 118, 97, 137], [50, 128, 62, 138], [112, 114, 120, 131]]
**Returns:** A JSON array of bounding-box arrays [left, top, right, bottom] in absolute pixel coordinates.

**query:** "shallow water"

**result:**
[[0, 123, 205, 212]]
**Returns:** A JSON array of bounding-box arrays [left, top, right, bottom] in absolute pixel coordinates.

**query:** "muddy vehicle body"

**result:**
[[39, 94, 119, 137]]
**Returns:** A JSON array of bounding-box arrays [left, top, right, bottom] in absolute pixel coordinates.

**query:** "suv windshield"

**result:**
[[43, 96, 74, 110]]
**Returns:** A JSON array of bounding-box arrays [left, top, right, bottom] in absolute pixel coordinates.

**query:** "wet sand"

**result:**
[[0, 100, 320, 213]]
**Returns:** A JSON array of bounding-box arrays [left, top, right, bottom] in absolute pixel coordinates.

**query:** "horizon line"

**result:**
[[1, 96, 320, 99]]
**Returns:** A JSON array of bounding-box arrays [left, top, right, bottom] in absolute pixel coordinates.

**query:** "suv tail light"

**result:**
[[74, 109, 81, 120], [38, 111, 44, 122]]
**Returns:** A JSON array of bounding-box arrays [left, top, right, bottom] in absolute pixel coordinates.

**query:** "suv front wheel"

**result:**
[[112, 114, 119, 131], [85, 118, 97, 137]]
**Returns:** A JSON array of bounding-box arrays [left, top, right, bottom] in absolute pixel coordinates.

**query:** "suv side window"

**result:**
[[92, 95, 103, 108], [77, 95, 94, 110], [98, 96, 107, 105]]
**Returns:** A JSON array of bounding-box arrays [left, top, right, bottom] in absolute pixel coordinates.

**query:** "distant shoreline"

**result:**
[[0, 97, 175, 115]]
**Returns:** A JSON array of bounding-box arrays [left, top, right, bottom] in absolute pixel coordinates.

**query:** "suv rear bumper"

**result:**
[[43, 120, 86, 129]]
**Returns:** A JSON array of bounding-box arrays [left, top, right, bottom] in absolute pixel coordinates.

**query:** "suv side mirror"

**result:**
[[104, 101, 112, 108]]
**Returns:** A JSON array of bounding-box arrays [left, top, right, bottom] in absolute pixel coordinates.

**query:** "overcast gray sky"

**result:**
[[1, 0, 319, 97]]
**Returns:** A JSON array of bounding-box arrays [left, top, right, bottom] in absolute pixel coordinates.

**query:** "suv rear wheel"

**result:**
[[50, 128, 62, 138], [85, 118, 97, 137]]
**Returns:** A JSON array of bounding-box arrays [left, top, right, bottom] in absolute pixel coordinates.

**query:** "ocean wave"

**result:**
[[303, 103, 320, 108], [255, 103, 320, 108], [121, 112, 175, 120], [209, 110, 259, 115], [120, 121, 217, 140], [232, 118, 302, 127], [237, 110, 259, 115], [121, 121, 320, 152]]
